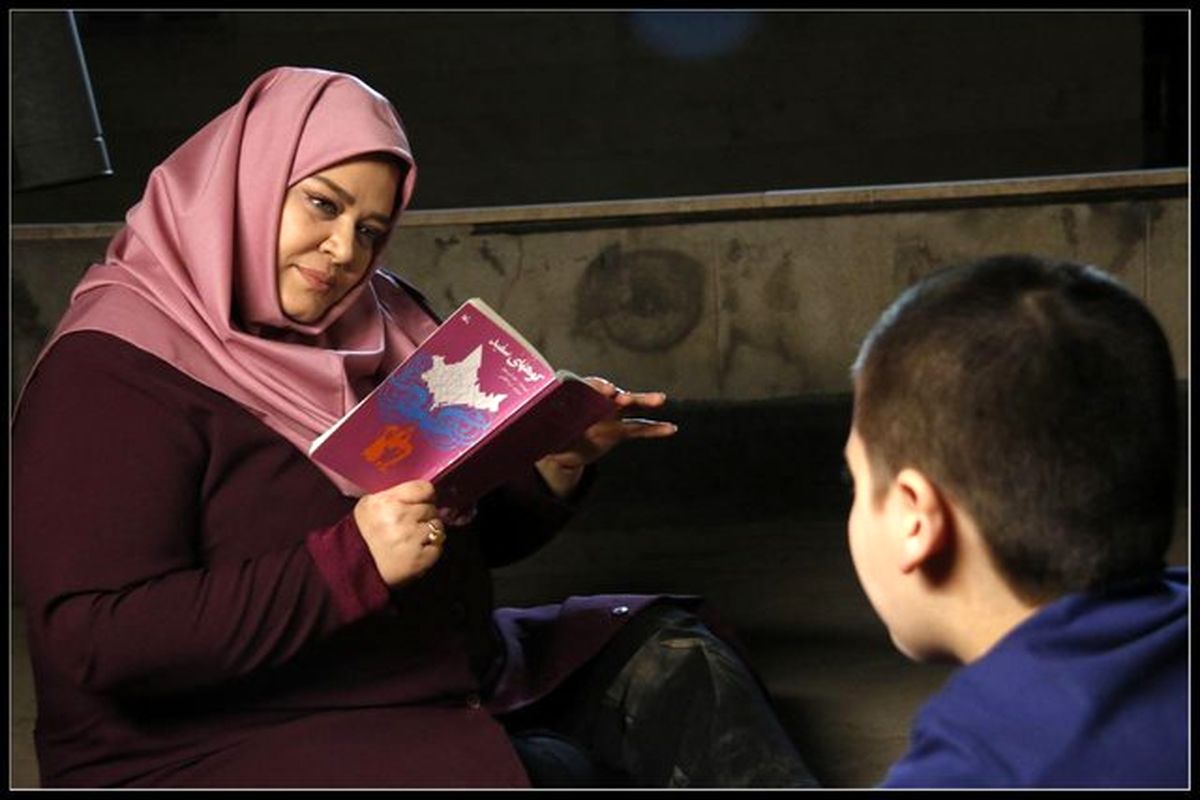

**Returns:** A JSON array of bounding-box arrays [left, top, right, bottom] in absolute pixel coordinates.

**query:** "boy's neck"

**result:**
[[931, 511, 1045, 663], [948, 548, 1045, 663], [953, 593, 1042, 663]]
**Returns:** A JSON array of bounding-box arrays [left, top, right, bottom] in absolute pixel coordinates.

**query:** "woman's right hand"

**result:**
[[353, 480, 446, 587]]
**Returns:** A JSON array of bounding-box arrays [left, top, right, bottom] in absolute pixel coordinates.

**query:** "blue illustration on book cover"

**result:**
[[373, 349, 499, 453]]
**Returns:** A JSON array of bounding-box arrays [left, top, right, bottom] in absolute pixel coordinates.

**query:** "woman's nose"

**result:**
[[320, 221, 356, 265]]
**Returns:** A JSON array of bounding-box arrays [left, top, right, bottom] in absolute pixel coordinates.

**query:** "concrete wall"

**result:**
[[386, 172, 1189, 400], [13, 169, 1187, 409]]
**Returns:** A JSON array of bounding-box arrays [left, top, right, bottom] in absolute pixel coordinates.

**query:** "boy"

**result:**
[[843, 254, 1187, 787]]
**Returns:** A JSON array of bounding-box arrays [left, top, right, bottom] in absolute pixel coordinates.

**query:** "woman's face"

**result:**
[[276, 156, 401, 324]]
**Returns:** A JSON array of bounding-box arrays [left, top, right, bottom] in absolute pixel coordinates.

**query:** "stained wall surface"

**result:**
[[14, 170, 1187, 407], [386, 186, 1189, 401]]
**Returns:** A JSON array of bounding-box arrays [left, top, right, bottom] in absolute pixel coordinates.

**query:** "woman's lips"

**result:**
[[295, 265, 334, 291]]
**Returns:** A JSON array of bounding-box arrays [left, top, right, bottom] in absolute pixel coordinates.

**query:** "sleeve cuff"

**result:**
[[304, 515, 392, 624]]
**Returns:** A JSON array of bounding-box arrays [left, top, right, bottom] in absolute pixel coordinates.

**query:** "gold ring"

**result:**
[[424, 519, 446, 547]]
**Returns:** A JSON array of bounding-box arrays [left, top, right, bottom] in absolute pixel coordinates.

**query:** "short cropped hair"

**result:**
[[851, 254, 1178, 600]]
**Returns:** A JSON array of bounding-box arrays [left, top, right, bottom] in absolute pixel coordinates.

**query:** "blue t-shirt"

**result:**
[[882, 567, 1188, 788]]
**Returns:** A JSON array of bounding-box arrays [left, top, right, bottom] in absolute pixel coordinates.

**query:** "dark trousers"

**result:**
[[502, 603, 819, 788]]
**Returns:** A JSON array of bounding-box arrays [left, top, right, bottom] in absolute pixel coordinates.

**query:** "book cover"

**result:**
[[309, 298, 617, 505]]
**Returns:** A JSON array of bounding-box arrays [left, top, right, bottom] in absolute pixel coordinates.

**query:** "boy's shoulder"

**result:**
[[952, 567, 1186, 718], [885, 569, 1188, 788]]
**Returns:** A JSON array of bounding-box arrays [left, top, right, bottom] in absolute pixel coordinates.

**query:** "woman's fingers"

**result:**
[[353, 480, 448, 587], [615, 418, 678, 438], [613, 390, 668, 410]]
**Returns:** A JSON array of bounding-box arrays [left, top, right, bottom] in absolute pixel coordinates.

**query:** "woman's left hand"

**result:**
[[535, 377, 678, 498]]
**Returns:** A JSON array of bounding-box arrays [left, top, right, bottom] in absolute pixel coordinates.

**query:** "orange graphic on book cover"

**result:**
[[362, 424, 417, 472]]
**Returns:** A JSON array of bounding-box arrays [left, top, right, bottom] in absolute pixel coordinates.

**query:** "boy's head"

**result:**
[[845, 254, 1178, 657]]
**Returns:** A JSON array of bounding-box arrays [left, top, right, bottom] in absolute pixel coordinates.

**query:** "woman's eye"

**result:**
[[307, 194, 338, 215], [358, 226, 385, 244]]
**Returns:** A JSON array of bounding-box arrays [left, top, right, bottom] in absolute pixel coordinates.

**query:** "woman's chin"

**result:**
[[280, 291, 335, 325]]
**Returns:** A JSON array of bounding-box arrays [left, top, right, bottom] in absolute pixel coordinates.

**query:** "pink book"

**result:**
[[309, 298, 618, 507]]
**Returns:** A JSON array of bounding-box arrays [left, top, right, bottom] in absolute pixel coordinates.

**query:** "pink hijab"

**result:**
[[26, 67, 439, 495]]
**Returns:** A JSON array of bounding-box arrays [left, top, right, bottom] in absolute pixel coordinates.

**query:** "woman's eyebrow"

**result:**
[[309, 175, 391, 225]]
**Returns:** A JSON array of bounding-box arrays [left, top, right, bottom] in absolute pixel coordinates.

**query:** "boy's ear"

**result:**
[[890, 468, 952, 574]]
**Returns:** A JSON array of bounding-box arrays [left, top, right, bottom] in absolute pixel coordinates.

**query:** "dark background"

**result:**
[[10, 9, 1189, 224]]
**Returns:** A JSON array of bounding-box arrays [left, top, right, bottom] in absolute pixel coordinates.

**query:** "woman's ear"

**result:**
[[889, 468, 952, 574]]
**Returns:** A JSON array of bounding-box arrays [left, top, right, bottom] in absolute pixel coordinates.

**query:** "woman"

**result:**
[[12, 67, 812, 788]]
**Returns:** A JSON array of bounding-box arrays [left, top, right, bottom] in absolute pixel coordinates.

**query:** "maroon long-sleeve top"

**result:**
[[12, 331, 660, 787]]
